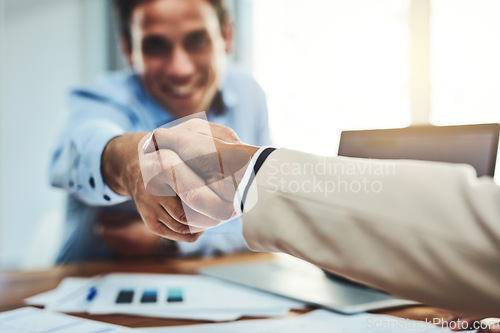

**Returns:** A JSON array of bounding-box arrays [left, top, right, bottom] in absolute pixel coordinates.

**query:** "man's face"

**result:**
[[126, 0, 231, 118]]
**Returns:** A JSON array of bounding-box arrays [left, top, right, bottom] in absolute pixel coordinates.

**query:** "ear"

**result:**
[[119, 35, 134, 67], [221, 20, 233, 54]]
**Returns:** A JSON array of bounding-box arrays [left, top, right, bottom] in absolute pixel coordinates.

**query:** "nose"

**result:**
[[165, 45, 196, 81]]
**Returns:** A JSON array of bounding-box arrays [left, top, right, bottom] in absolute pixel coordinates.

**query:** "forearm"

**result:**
[[241, 148, 500, 316], [101, 132, 147, 196]]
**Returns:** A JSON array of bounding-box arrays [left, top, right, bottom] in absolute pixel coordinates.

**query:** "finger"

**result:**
[[207, 123, 241, 143], [159, 195, 188, 223], [173, 164, 235, 220], [142, 136, 236, 219], [146, 130, 252, 181], [143, 130, 234, 192], [147, 219, 203, 243], [139, 137, 178, 194], [161, 149, 235, 220], [156, 205, 206, 234], [144, 128, 216, 157], [206, 174, 240, 202], [136, 200, 206, 241], [160, 196, 221, 228]]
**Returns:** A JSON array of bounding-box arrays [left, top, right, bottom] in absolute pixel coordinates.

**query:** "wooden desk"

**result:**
[[0, 252, 451, 328]]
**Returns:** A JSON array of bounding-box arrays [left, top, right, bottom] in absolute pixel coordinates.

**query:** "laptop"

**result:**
[[201, 123, 500, 314], [338, 123, 500, 177]]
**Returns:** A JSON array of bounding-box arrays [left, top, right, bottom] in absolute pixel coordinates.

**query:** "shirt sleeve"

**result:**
[[234, 147, 276, 215], [49, 90, 136, 206]]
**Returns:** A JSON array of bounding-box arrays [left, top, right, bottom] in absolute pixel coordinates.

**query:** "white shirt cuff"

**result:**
[[233, 146, 275, 216]]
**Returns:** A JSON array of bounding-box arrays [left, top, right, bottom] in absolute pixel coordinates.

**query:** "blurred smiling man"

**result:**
[[50, 0, 271, 263], [124, 0, 230, 117]]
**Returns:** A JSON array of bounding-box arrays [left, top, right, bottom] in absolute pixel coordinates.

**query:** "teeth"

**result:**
[[172, 85, 194, 96]]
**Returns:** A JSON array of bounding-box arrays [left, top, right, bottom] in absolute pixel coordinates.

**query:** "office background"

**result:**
[[0, 0, 499, 270]]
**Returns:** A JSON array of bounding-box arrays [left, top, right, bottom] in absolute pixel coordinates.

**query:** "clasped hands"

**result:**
[[131, 118, 258, 242]]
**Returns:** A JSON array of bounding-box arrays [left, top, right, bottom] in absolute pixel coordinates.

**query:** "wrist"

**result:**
[[102, 133, 146, 196]]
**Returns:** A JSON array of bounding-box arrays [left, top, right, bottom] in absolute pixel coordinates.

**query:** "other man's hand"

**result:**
[[102, 133, 207, 242], [141, 119, 259, 230], [101, 118, 255, 242]]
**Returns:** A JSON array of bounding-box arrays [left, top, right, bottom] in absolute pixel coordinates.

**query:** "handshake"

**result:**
[[133, 117, 259, 242]]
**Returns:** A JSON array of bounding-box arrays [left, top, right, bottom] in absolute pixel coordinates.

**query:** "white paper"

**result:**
[[25, 273, 304, 321], [25, 277, 101, 313], [0, 307, 132, 333], [112, 306, 290, 322], [88, 273, 303, 320], [136, 310, 455, 333], [25, 277, 90, 306], [135, 317, 284, 333]]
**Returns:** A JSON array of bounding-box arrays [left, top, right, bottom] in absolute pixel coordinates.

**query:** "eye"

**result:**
[[185, 32, 210, 51], [142, 36, 170, 55]]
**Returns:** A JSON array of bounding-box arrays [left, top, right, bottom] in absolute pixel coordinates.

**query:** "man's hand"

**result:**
[[102, 133, 207, 242], [141, 119, 259, 229], [101, 118, 256, 242]]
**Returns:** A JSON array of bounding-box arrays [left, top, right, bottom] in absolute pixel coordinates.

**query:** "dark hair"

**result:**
[[113, 0, 229, 45]]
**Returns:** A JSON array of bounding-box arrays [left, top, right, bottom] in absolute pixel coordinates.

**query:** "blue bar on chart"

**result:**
[[141, 289, 158, 303]]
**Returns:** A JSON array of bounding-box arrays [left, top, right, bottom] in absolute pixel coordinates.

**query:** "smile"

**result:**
[[168, 84, 198, 98]]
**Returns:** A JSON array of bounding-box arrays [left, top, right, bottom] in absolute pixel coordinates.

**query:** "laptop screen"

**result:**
[[338, 124, 500, 177]]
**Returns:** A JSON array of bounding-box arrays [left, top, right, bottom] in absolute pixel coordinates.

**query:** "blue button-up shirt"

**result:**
[[50, 67, 271, 263]]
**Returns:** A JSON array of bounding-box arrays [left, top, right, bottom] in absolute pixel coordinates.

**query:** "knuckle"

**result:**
[[224, 128, 239, 141], [172, 204, 186, 223], [153, 127, 168, 137]]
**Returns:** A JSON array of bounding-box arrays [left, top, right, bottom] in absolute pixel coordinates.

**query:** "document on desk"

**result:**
[[25, 273, 304, 321], [88, 273, 304, 321], [0, 307, 132, 332], [137, 310, 455, 333], [26, 277, 101, 312]]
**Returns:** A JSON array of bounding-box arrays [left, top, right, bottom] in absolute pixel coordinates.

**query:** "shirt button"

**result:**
[[103, 195, 111, 201], [89, 177, 95, 188]]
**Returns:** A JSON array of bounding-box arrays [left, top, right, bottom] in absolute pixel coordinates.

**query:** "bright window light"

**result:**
[[252, 0, 412, 155], [430, 0, 500, 125]]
